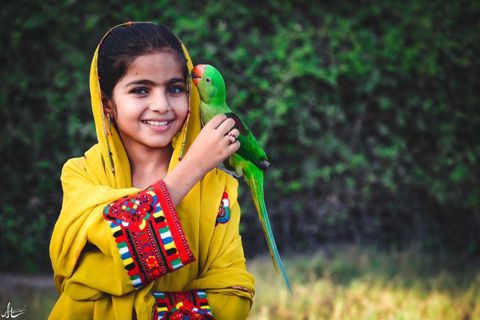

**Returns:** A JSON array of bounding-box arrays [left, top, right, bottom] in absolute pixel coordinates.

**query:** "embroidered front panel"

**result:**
[[103, 180, 195, 289], [215, 191, 231, 225], [152, 290, 214, 319]]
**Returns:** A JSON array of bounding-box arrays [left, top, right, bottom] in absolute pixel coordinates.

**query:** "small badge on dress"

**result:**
[[215, 191, 231, 225]]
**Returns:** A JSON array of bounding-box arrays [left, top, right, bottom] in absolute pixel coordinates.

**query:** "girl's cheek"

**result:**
[[170, 96, 188, 111]]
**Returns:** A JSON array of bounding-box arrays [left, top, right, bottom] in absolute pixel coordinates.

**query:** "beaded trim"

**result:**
[[103, 180, 195, 289], [152, 290, 214, 319], [215, 191, 231, 225]]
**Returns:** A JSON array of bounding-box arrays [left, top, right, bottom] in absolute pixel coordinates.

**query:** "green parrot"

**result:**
[[191, 64, 292, 294]]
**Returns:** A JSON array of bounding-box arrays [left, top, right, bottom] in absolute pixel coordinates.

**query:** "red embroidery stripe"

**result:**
[[104, 180, 195, 289], [152, 290, 214, 319], [152, 180, 195, 265]]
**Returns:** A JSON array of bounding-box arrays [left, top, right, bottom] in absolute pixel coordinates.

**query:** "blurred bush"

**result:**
[[1, 0, 479, 271]]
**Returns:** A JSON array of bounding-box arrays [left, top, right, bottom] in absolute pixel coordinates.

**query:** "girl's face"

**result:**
[[108, 51, 188, 152]]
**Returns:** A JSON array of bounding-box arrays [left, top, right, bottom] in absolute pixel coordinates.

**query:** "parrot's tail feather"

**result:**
[[243, 166, 293, 296]]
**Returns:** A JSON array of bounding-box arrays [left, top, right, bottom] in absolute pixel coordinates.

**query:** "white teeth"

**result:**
[[143, 120, 171, 126]]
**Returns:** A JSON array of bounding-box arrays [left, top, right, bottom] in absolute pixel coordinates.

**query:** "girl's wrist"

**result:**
[[179, 157, 207, 183], [162, 157, 207, 206]]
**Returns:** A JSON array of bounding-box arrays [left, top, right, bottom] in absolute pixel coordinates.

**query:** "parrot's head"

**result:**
[[191, 64, 226, 104]]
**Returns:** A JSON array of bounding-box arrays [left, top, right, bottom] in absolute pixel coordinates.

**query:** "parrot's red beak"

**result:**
[[191, 64, 206, 86]]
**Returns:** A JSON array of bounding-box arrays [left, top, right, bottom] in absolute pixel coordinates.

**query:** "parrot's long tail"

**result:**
[[243, 164, 293, 295]]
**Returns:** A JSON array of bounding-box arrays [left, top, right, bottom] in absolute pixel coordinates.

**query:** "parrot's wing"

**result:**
[[225, 112, 270, 171]]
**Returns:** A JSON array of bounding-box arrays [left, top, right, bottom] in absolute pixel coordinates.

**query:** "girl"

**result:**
[[49, 22, 255, 319]]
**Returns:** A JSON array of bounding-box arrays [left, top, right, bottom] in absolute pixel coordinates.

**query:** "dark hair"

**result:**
[[98, 22, 188, 99]]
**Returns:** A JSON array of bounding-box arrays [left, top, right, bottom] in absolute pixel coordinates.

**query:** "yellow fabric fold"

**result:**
[[49, 22, 254, 320]]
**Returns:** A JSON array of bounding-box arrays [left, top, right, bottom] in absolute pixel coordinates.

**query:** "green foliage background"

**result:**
[[1, 0, 479, 271]]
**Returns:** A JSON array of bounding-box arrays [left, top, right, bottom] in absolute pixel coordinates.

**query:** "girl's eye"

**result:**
[[168, 86, 185, 94], [131, 87, 149, 95]]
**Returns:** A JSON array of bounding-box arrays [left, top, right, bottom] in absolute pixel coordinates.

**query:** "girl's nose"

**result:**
[[149, 92, 171, 112]]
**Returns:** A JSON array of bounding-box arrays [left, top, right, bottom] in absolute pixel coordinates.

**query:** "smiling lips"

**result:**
[[141, 119, 174, 132], [142, 120, 172, 126]]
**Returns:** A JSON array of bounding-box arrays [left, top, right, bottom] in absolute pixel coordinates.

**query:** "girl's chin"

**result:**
[[142, 138, 175, 149], [119, 125, 182, 151], [143, 131, 183, 149]]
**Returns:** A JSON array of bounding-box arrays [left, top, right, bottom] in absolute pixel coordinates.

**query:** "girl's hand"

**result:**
[[184, 114, 240, 177], [163, 114, 240, 205]]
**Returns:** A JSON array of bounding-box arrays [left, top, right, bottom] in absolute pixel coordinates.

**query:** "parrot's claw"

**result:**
[[217, 164, 242, 178]]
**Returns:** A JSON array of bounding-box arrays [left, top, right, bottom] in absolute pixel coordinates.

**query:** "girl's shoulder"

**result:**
[[200, 169, 239, 226], [60, 144, 106, 183], [62, 144, 100, 169], [204, 168, 238, 188], [202, 168, 239, 200]]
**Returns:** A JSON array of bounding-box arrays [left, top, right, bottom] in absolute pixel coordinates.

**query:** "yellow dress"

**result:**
[[49, 22, 255, 320]]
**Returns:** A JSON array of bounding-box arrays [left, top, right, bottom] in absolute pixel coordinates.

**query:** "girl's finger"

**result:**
[[216, 117, 236, 135], [206, 114, 228, 129], [227, 133, 237, 144], [229, 128, 240, 138], [228, 140, 241, 152]]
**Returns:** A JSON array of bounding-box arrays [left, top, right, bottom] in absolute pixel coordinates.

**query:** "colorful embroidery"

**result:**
[[152, 290, 214, 319], [215, 191, 231, 225], [104, 190, 153, 232], [103, 180, 195, 289]]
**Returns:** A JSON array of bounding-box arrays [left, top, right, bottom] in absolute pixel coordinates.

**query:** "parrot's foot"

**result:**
[[217, 164, 242, 178]]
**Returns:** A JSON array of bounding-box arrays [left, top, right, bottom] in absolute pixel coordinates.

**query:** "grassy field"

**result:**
[[1, 246, 478, 320], [0, 273, 57, 320], [248, 246, 480, 320]]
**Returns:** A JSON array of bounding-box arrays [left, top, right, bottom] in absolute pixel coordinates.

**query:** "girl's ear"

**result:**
[[102, 97, 115, 118]]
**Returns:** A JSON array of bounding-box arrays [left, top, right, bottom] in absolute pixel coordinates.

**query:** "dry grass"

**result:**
[[248, 245, 480, 320], [0, 274, 57, 320]]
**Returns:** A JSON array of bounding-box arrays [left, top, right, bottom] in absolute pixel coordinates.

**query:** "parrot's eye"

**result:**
[[206, 77, 211, 83]]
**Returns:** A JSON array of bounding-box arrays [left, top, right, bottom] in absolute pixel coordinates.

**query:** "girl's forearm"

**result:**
[[162, 159, 206, 206]]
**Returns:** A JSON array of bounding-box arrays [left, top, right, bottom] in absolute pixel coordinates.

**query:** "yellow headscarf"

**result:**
[[49, 22, 254, 320]]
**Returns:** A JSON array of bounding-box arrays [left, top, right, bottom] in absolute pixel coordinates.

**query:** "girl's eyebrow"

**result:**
[[168, 77, 186, 84], [126, 78, 185, 87]]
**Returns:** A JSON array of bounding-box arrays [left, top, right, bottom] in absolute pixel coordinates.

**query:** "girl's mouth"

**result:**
[[141, 120, 173, 126], [141, 119, 174, 132]]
